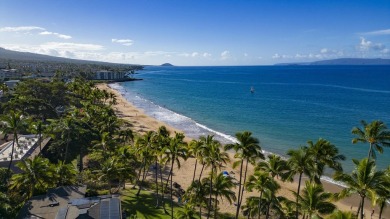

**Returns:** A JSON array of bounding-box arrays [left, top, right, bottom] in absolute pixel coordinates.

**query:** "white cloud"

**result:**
[[40, 42, 104, 51], [221, 50, 230, 60], [272, 53, 281, 59], [191, 52, 199, 57], [362, 29, 390, 36], [0, 26, 45, 32], [203, 52, 212, 57], [358, 37, 387, 53], [0, 26, 72, 39], [244, 53, 248, 57], [112, 38, 134, 46], [39, 31, 72, 39]]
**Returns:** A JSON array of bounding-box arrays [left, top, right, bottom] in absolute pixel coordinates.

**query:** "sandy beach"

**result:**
[[97, 83, 388, 218]]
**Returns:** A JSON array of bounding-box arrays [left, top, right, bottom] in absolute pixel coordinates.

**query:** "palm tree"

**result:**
[[29, 120, 45, 153], [286, 147, 314, 219], [352, 120, 390, 160], [376, 166, 390, 219], [224, 131, 264, 219], [334, 158, 389, 219], [155, 126, 171, 211], [326, 210, 357, 219], [9, 156, 55, 199], [134, 131, 155, 196], [175, 204, 198, 219], [189, 139, 205, 183], [305, 139, 346, 183], [245, 171, 279, 219], [197, 135, 219, 181], [54, 161, 77, 186], [256, 154, 288, 180], [203, 172, 236, 219], [184, 180, 208, 218], [163, 132, 188, 218], [94, 157, 124, 194], [203, 137, 229, 219], [0, 110, 27, 181], [294, 181, 336, 219]]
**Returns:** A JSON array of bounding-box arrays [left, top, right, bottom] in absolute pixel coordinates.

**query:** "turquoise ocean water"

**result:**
[[111, 65, 390, 175]]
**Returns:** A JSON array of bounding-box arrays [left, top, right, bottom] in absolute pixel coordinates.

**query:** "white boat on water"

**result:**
[[250, 86, 255, 93]]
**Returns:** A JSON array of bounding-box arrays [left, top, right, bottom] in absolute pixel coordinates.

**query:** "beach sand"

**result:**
[[97, 83, 388, 218]]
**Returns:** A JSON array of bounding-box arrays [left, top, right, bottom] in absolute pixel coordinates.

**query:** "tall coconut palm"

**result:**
[[334, 158, 389, 219], [245, 171, 279, 219], [224, 131, 264, 219], [175, 204, 198, 219], [203, 137, 229, 219], [189, 139, 205, 183], [163, 132, 188, 218], [376, 166, 390, 219], [54, 161, 77, 186], [134, 131, 155, 196], [256, 154, 288, 180], [293, 181, 336, 219], [198, 135, 219, 181], [184, 180, 208, 218], [9, 156, 55, 200], [306, 139, 346, 183], [203, 172, 236, 219], [155, 126, 171, 211], [0, 110, 27, 181], [286, 147, 314, 219], [94, 157, 124, 194], [29, 120, 45, 153], [352, 120, 390, 160]]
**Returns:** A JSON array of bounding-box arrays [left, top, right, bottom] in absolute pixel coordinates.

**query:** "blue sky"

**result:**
[[0, 0, 389, 65]]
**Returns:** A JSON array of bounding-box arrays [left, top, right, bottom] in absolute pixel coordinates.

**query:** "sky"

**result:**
[[0, 0, 389, 66]]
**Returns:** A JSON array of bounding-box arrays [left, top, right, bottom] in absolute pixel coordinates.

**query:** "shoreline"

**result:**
[[97, 82, 388, 217]]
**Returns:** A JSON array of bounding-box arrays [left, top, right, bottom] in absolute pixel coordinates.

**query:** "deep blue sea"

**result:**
[[111, 65, 390, 173]]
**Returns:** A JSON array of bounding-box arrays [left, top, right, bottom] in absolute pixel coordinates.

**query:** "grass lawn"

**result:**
[[121, 188, 186, 219]]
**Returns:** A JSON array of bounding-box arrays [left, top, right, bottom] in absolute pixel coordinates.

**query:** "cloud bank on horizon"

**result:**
[[0, 1, 389, 65]]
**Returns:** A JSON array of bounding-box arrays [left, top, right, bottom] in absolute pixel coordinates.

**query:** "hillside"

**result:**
[[0, 47, 135, 66]]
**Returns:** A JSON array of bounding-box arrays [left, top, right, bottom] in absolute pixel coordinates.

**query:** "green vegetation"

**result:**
[[0, 77, 388, 219]]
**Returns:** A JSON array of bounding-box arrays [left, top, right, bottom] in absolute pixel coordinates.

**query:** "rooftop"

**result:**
[[0, 135, 38, 162]]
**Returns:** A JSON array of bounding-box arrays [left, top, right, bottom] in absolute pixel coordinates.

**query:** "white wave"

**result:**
[[195, 122, 239, 143]]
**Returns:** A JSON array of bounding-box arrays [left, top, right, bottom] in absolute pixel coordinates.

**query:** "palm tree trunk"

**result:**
[[379, 201, 384, 219], [160, 165, 168, 213], [207, 166, 214, 219], [258, 191, 263, 219], [38, 132, 42, 153], [199, 163, 205, 181], [296, 172, 303, 219], [192, 159, 198, 183], [155, 160, 159, 207], [137, 161, 147, 196], [360, 196, 365, 219], [63, 132, 70, 163], [214, 194, 218, 219], [357, 199, 361, 217], [368, 143, 373, 160], [265, 203, 270, 219], [133, 163, 143, 189], [6, 135, 17, 181], [170, 159, 174, 219], [239, 159, 249, 206], [235, 159, 244, 219]]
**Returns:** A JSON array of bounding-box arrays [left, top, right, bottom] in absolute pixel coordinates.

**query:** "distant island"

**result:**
[[275, 58, 390, 66], [161, 63, 174, 66]]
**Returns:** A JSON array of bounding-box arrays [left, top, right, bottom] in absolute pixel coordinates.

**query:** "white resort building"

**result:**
[[94, 70, 126, 80], [0, 135, 40, 171]]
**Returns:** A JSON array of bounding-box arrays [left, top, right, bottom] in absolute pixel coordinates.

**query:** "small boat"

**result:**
[[250, 86, 255, 93]]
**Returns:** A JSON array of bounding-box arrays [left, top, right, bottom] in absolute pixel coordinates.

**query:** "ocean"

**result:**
[[111, 65, 390, 173]]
